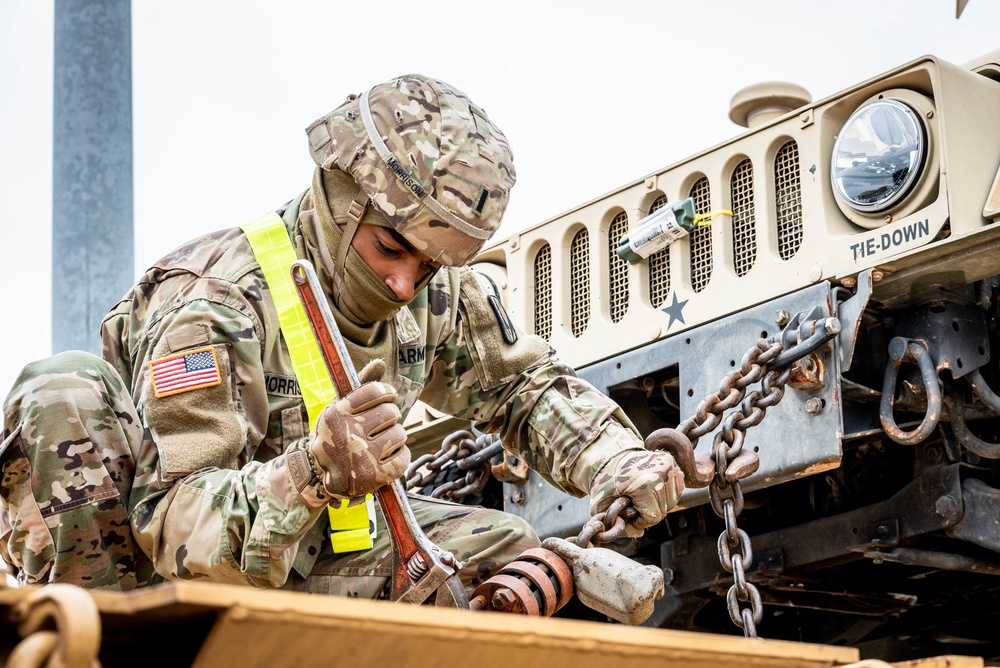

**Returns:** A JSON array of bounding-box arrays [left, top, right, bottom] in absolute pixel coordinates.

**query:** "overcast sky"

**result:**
[[2, 0, 999, 397]]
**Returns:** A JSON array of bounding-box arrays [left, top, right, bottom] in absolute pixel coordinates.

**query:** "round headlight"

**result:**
[[831, 99, 927, 213]]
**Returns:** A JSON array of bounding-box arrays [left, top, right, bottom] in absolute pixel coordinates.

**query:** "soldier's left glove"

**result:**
[[588, 449, 685, 533]]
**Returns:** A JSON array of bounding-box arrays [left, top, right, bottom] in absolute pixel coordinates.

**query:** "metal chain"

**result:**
[[676, 329, 839, 637], [569, 496, 640, 548], [568, 316, 836, 636], [570, 340, 784, 552], [411, 316, 836, 636], [686, 317, 838, 637], [695, 342, 791, 638], [404, 430, 502, 501]]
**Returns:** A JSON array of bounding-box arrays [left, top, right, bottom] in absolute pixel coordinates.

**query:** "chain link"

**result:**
[[404, 430, 497, 502], [567, 497, 638, 547]]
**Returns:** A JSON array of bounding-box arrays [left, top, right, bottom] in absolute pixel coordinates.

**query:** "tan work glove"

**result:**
[[588, 449, 685, 533], [308, 360, 411, 499], [588, 427, 715, 534]]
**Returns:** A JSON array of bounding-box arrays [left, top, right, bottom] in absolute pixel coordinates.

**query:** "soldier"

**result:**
[[1, 75, 689, 596]]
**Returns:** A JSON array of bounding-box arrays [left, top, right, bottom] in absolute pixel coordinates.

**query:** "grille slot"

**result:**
[[731, 158, 757, 277], [571, 228, 591, 337], [648, 194, 671, 307], [533, 243, 552, 340], [609, 212, 630, 323], [775, 140, 803, 260], [689, 177, 713, 292]]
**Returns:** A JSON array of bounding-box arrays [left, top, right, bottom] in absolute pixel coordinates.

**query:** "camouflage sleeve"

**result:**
[[105, 295, 327, 587], [420, 270, 645, 497]]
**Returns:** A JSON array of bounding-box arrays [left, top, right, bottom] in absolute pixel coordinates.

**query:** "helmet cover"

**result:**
[[306, 75, 516, 266]]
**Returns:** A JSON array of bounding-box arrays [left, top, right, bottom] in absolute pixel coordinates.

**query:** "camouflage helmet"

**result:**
[[305, 75, 516, 266]]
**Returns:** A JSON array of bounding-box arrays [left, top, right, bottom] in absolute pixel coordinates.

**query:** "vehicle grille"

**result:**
[[648, 194, 671, 307], [689, 177, 713, 292], [571, 228, 591, 337], [732, 158, 757, 277], [775, 140, 803, 260], [533, 243, 552, 340], [609, 211, 630, 323]]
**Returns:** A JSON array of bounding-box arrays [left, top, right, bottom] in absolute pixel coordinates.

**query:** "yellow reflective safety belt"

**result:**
[[241, 211, 375, 553]]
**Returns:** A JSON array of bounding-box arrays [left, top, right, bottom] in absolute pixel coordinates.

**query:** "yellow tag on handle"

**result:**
[[327, 496, 378, 553]]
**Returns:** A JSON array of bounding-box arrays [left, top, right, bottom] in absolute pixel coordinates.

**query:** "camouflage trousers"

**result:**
[[1, 351, 539, 596], [0, 351, 153, 590], [286, 494, 539, 598]]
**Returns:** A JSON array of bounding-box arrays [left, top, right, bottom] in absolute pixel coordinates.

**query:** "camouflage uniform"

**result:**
[[0, 192, 645, 595], [1, 352, 154, 589], [0, 75, 652, 595]]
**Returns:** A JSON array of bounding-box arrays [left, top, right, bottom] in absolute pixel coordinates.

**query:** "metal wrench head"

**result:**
[[396, 562, 468, 608]]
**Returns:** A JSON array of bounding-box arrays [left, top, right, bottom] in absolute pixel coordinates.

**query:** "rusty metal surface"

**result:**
[[562, 306, 838, 635], [470, 547, 574, 617], [880, 337, 943, 445]]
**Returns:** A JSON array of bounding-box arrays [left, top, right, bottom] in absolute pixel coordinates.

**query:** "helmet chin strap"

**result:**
[[336, 191, 370, 275]]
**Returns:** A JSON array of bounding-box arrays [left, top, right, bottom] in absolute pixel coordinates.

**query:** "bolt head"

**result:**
[[492, 588, 519, 611], [935, 495, 959, 520]]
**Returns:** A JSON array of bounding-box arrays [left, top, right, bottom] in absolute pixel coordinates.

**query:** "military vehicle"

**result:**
[[406, 44, 1000, 662], [3, 41, 999, 668]]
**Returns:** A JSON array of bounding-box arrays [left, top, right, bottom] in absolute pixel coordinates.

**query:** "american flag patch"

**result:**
[[149, 347, 222, 398]]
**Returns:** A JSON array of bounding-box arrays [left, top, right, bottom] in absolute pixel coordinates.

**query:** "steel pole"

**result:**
[[52, 0, 133, 354]]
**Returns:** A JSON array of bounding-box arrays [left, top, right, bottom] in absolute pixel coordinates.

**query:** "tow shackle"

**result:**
[[880, 336, 943, 445]]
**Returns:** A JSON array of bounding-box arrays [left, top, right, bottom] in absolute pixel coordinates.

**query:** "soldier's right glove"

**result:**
[[308, 360, 411, 499]]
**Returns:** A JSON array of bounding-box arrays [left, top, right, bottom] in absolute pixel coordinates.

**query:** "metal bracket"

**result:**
[[863, 518, 900, 548], [836, 268, 874, 373]]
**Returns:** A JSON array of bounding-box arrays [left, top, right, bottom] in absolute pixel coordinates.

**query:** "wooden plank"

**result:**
[[89, 582, 859, 667], [894, 656, 984, 668], [7, 582, 864, 667], [4, 582, 993, 667]]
